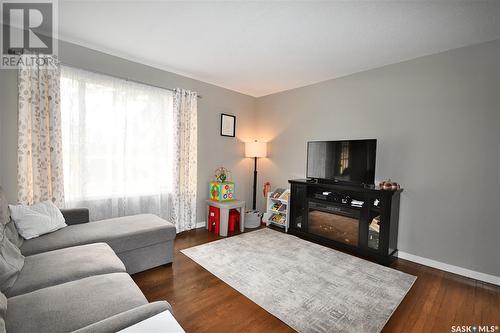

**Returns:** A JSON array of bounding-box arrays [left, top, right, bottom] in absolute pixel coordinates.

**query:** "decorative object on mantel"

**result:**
[[379, 179, 401, 191], [220, 113, 236, 137], [209, 167, 235, 203]]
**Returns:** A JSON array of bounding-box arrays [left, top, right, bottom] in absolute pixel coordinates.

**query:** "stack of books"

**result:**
[[270, 214, 286, 225], [271, 202, 287, 212], [280, 191, 290, 201], [271, 188, 286, 199]]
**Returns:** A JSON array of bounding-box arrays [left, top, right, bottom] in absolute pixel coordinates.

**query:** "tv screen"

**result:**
[[306, 139, 377, 185]]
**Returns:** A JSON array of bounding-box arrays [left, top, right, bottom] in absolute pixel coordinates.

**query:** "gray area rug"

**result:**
[[181, 228, 416, 333]]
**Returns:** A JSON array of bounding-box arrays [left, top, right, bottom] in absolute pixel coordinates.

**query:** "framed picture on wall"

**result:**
[[220, 113, 236, 137]]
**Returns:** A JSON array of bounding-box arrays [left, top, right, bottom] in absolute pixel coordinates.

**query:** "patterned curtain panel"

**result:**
[[17, 55, 65, 207], [171, 89, 198, 232]]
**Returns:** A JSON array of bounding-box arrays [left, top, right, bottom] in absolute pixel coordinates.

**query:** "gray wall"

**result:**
[[0, 40, 257, 225], [0, 69, 18, 204], [255, 40, 500, 276]]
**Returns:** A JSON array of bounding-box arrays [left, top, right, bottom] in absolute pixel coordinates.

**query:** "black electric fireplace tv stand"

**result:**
[[288, 179, 402, 264]]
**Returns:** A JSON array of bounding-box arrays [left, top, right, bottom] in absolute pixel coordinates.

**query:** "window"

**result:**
[[61, 66, 174, 220]]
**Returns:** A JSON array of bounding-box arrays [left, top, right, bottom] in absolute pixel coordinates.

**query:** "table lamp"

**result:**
[[245, 141, 267, 210]]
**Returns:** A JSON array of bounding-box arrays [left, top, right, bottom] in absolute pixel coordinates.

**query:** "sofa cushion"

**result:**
[[0, 187, 22, 248], [4, 222, 23, 249], [6, 243, 126, 297], [6, 273, 148, 333], [0, 233, 24, 293], [20, 214, 176, 256]]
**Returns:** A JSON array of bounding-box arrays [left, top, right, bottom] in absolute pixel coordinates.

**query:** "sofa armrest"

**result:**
[[60, 208, 90, 225], [71, 301, 172, 333]]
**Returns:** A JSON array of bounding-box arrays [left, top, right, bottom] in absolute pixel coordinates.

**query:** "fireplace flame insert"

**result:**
[[308, 201, 360, 246]]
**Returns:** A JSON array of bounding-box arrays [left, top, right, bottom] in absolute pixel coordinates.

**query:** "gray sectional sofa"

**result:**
[[0, 189, 178, 333]]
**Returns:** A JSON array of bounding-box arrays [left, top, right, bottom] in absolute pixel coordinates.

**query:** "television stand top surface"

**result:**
[[290, 179, 403, 194]]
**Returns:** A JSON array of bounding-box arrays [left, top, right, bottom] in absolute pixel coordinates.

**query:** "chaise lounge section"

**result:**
[[20, 210, 177, 274]]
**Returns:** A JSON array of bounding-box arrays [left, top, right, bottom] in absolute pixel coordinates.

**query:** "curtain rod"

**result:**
[[61, 62, 202, 99]]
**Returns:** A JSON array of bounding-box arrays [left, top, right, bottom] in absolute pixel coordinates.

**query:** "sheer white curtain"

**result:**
[[60, 66, 175, 222]]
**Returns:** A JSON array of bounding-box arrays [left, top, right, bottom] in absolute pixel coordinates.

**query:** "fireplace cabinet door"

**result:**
[[290, 183, 307, 231], [367, 208, 381, 251], [365, 195, 388, 254]]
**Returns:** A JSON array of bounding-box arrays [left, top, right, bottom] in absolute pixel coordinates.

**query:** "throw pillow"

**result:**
[[0, 232, 25, 293], [9, 201, 67, 240]]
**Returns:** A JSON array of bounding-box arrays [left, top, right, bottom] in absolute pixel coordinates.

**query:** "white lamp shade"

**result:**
[[245, 141, 267, 158]]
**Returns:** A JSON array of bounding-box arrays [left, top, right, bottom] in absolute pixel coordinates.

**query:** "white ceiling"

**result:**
[[58, 1, 500, 97]]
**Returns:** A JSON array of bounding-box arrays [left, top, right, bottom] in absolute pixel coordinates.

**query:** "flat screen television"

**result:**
[[306, 139, 377, 185]]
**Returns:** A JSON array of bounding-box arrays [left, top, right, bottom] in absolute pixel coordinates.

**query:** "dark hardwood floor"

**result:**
[[132, 227, 500, 333]]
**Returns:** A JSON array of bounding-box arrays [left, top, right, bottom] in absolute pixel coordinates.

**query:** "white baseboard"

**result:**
[[397, 251, 500, 286], [195, 221, 206, 229]]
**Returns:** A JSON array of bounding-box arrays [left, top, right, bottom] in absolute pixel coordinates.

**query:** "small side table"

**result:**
[[118, 311, 184, 332], [206, 200, 245, 237]]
